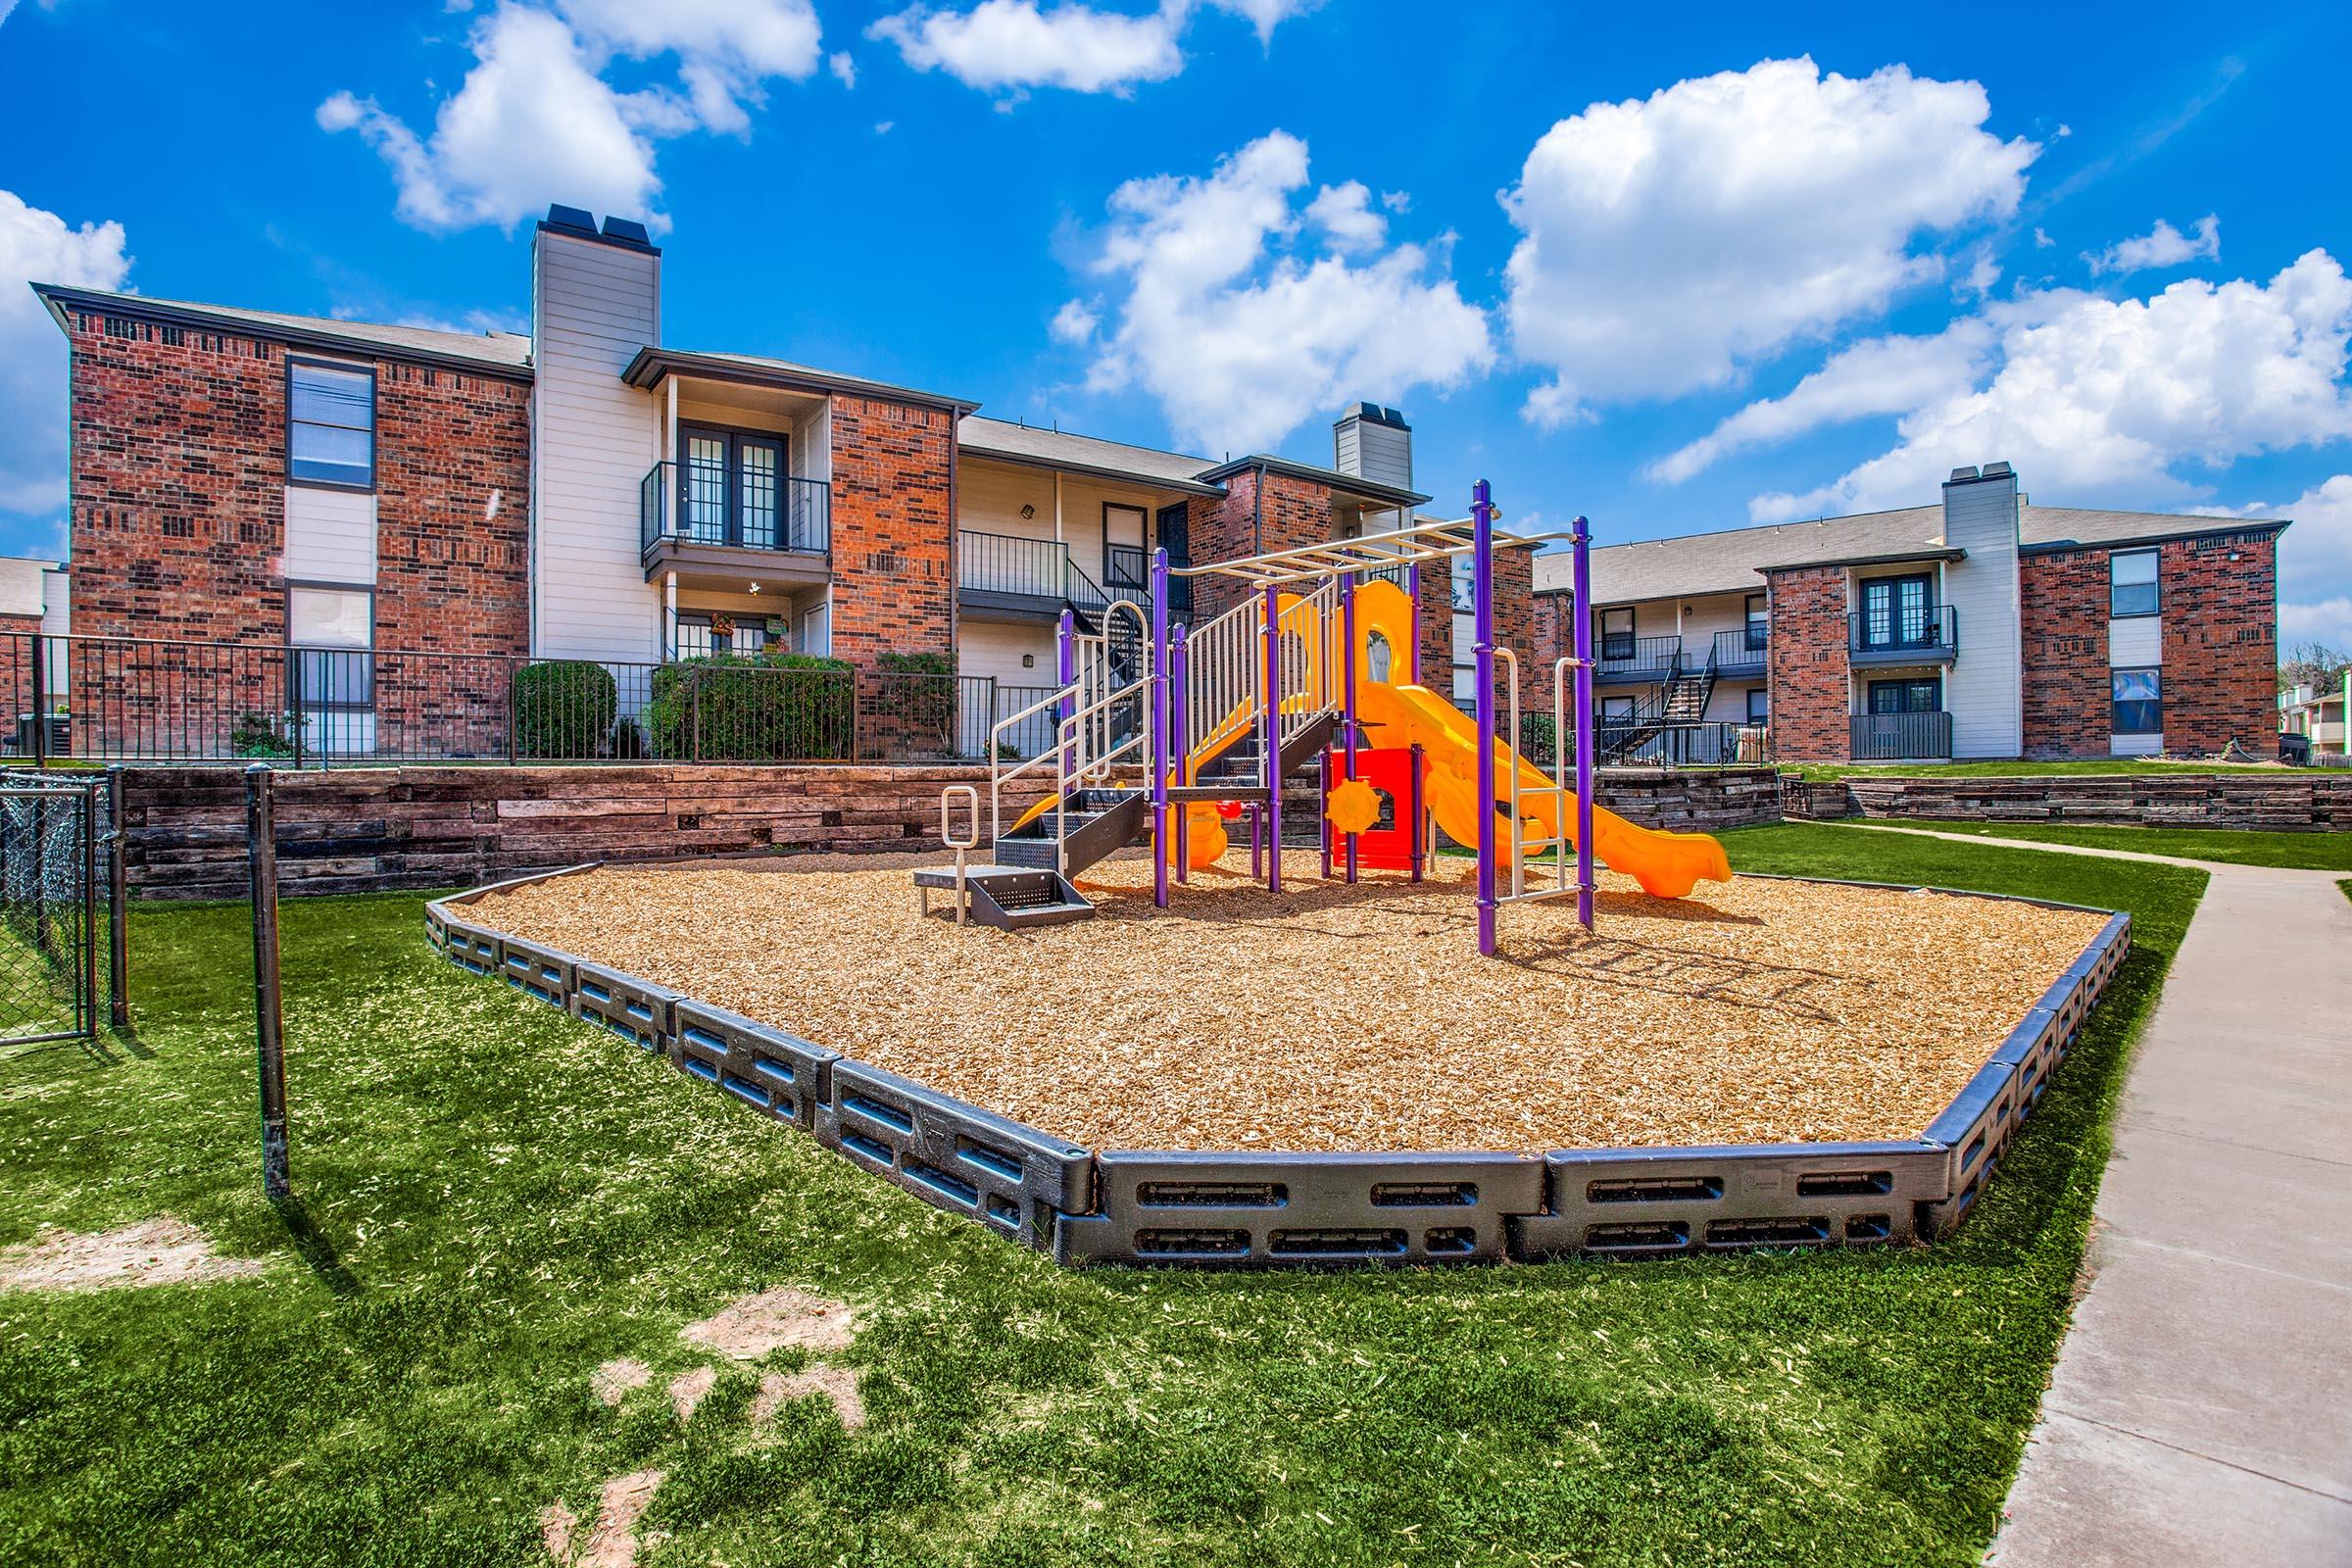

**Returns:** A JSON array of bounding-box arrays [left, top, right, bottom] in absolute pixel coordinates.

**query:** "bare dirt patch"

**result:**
[[0, 1218, 264, 1294], [754, 1365, 866, 1432], [666, 1365, 716, 1421], [544, 1468, 663, 1568], [588, 1358, 651, 1406], [471, 852, 2111, 1151], [680, 1287, 858, 1360]]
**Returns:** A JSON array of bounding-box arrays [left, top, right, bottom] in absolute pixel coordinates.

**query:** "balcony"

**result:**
[[1849, 710, 1953, 760], [1595, 634, 1684, 683], [958, 530, 1184, 622], [1847, 605, 1957, 666], [640, 462, 829, 582], [1711, 627, 1768, 678]]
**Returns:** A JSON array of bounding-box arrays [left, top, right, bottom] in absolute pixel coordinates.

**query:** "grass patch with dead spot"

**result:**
[[0, 825, 2203, 1566]]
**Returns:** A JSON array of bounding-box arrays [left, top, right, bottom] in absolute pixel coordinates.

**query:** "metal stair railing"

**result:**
[[1272, 581, 1342, 758], [984, 599, 1153, 869]]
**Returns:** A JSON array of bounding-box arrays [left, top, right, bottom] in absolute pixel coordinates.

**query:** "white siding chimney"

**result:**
[[530, 206, 662, 662], [1939, 461, 2024, 759], [1334, 403, 1412, 491]]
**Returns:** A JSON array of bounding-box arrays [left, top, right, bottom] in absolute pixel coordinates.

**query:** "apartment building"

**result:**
[[2280, 681, 2346, 760], [1532, 463, 2286, 761], [32, 206, 1452, 758]]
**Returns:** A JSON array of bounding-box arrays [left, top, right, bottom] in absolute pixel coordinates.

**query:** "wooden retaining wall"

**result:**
[[1787, 771, 2352, 831], [120, 764, 1055, 899], [122, 762, 1789, 899]]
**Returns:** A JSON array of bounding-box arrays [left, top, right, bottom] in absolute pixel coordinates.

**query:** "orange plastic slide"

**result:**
[[1346, 580, 1732, 899]]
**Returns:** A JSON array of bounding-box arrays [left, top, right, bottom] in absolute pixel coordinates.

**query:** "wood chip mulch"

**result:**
[[467, 852, 2105, 1153]]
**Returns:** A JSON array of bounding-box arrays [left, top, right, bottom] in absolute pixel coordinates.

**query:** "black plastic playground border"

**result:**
[[424, 866, 2131, 1268]]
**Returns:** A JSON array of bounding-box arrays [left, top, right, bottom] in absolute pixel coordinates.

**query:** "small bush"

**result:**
[[230, 711, 300, 759], [646, 652, 854, 760], [511, 661, 618, 759]]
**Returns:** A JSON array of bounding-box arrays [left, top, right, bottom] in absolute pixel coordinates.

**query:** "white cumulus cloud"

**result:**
[[1074, 130, 1492, 457], [1049, 299, 1098, 344], [1745, 250, 2352, 521], [1501, 56, 2037, 423], [0, 189, 131, 521], [322, 0, 825, 231], [867, 0, 1313, 98], [2086, 213, 2220, 276]]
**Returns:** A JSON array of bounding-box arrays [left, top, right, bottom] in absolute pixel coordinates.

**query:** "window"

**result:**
[[1867, 677, 1941, 715], [1859, 574, 1935, 648], [2110, 550, 2159, 617], [288, 586, 373, 707], [1600, 696, 1636, 727], [1743, 594, 1768, 652], [1746, 688, 1769, 725], [2112, 667, 2162, 735], [288, 360, 374, 488], [1598, 608, 1634, 662], [674, 614, 770, 660]]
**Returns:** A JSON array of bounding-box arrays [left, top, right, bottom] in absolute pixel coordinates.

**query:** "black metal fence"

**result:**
[[0, 773, 115, 1049], [1850, 710, 1954, 760], [0, 632, 1070, 768]]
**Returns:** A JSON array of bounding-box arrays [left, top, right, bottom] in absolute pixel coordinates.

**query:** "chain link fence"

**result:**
[[0, 772, 121, 1050]]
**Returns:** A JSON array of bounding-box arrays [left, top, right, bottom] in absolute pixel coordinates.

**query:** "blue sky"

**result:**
[[4, 0, 2350, 648]]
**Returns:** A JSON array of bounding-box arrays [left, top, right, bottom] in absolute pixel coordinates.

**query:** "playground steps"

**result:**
[[991, 788, 1152, 878], [912, 864, 1097, 929]]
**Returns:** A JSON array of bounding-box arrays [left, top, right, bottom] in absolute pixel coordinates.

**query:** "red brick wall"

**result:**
[[2020, 552, 2108, 760], [0, 612, 41, 722], [1415, 554, 1453, 693], [2018, 532, 2279, 760], [2160, 531, 2278, 756], [825, 393, 955, 667], [1764, 565, 1850, 760], [1532, 590, 1568, 670], [370, 361, 531, 656], [63, 310, 533, 655], [66, 313, 284, 644], [1187, 466, 1338, 621]]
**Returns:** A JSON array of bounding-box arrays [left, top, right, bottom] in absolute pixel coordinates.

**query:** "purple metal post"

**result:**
[[1055, 608, 1076, 851], [1404, 562, 1422, 685], [1572, 514, 1596, 932], [1151, 548, 1171, 910], [1472, 479, 1497, 957], [1262, 582, 1283, 894], [1250, 804, 1263, 880], [1341, 572, 1359, 884], [1171, 623, 1191, 883]]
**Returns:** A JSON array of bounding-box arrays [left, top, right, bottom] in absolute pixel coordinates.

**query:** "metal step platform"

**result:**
[[913, 864, 1097, 929]]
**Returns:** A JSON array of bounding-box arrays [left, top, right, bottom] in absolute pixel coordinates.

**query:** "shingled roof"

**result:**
[[1533, 503, 2288, 604], [32, 282, 534, 376]]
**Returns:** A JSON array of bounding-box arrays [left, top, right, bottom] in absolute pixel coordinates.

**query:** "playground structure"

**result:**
[[418, 481, 2133, 1271], [917, 481, 1734, 947]]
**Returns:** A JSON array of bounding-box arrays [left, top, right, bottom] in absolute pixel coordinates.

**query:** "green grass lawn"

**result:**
[[1843, 818, 2352, 871], [0, 828, 2205, 1567], [1786, 758, 2277, 781]]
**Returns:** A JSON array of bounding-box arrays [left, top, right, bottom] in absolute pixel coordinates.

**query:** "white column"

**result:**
[[664, 571, 678, 660]]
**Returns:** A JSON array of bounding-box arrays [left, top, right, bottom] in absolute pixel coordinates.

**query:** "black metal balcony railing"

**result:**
[[641, 462, 830, 560], [1850, 710, 1953, 760], [958, 530, 1070, 599], [1847, 605, 1957, 663], [1712, 627, 1769, 673], [1596, 634, 1683, 681]]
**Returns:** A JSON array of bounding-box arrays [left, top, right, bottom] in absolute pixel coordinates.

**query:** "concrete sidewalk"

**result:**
[[1831, 825, 2352, 1564]]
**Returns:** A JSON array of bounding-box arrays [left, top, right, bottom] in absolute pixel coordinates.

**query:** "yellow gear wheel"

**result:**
[[1325, 776, 1383, 837]]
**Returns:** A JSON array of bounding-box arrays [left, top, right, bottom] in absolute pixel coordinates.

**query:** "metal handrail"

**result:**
[[939, 784, 978, 925], [989, 684, 1077, 844], [639, 461, 830, 558], [1181, 594, 1261, 775]]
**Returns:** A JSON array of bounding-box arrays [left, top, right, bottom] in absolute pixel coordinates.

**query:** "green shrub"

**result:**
[[645, 652, 853, 760], [873, 651, 958, 752], [230, 710, 299, 759], [510, 661, 618, 759]]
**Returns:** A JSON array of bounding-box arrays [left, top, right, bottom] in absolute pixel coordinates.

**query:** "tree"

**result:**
[[2278, 641, 2351, 696]]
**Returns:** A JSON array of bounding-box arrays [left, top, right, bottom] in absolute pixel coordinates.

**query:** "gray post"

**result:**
[[247, 763, 289, 1199], [29, 631, 46, 767]]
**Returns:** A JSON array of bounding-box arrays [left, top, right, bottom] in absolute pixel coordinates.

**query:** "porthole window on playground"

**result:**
[[1366, 629, 1393, 684]]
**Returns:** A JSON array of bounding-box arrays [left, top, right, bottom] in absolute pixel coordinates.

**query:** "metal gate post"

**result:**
[[29, 632, 46, 768], [288, 649, 307, 770], [79, 781, 97, 1039], [247, 763, 290, 1199]]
